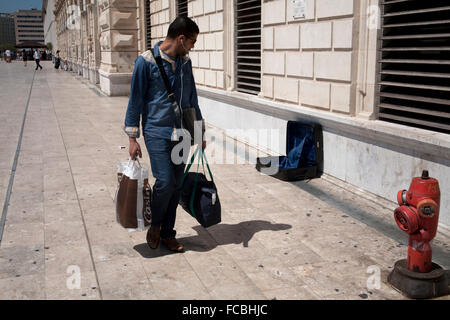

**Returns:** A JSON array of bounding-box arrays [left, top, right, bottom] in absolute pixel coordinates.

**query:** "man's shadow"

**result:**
[[133, 220, 292, 258]]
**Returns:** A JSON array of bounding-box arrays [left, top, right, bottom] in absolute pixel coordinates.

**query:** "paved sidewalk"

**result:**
[[0, 61, 449, 300]]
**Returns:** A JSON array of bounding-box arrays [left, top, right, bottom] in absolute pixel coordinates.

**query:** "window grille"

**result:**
[[235, 0, 261, 95], [17, 15, 42, 19], [18, 25, 44, 28], [378, 1, 450, 134], [145, 0, 151, 50], [18, 35, 44, 38], [177, 0, 188, 17], [17, 20, 42, 23]]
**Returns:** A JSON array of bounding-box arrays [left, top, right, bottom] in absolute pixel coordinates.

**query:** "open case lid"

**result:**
[[283, 120, 319, 168]]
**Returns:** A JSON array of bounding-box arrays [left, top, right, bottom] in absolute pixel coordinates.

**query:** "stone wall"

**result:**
[[43, 0, 58, 51], [54, 0, 362, 104], [189, 0, 225, 89], [188, 0, 358, 115], [98, 0, 139, 95], [87, 1, 101, 84], [55, 0, 137, 92], [260, 0, 355, 114], [55, 0, 100, 83]]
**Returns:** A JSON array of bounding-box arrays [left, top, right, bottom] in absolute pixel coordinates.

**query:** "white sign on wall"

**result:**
[[292, 0, 306, 19]]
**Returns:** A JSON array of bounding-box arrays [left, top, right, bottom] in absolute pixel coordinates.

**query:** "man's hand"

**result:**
[[129, 137, 142, 160], [202, 140, 207, 150]]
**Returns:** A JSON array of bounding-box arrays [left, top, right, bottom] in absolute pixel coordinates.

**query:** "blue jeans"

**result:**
[[144, 135, 187, 239]]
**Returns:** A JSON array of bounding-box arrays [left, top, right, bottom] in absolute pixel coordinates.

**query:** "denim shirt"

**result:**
[[123, 42, 203, 140]]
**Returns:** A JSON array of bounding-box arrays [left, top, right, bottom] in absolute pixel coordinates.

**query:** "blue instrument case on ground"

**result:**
[[255, 121, 323, 181]]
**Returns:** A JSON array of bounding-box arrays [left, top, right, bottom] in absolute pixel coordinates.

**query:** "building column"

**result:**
[[76, 0, 83, 75], [354, 0, 379, 120], [87, 0, 101, 84], [98, 0, 138, 96], [69, 0, 77, 72], [81, 1, 89, 79]]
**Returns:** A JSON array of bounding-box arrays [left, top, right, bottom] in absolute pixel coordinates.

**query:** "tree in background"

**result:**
[[0, 43, 15, 61], [0, 43, 15, 51]]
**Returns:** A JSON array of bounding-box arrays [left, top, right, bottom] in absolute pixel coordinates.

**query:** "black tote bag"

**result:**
[[179, 147, 221, 228]]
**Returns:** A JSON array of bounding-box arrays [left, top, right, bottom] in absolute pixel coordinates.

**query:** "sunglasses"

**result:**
[[184, 36, 197, 45]]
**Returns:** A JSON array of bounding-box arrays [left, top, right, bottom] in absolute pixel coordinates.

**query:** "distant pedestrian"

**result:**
[[5, 49, 11, 63], [34, 49, 43, 70], [54, 50, 60, 69], [22, 49, 28, 67]]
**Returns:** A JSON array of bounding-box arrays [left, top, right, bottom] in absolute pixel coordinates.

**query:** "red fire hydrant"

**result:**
[[388, 170, 449, 299], [394, 170, 440, 273]]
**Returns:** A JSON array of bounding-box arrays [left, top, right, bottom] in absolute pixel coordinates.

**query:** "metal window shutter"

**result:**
[[177, 0, 188, 17], [236, 0, 261, 95], [378, 1, 450, 134], [145, 0, 151, 50]]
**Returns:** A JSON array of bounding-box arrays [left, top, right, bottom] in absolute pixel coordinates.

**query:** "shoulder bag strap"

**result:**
[[182, 146, 200, 185], [149, 48, 182, 128], [199, 148, 214, 182]]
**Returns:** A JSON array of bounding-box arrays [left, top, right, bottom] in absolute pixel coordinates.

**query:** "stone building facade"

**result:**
[[54, 0, 102, 85], [43, 0, 58, 54], [51, 0, 450, 228]]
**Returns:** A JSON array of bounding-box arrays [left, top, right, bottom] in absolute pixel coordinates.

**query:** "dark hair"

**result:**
[[167, 16, 199, 39]]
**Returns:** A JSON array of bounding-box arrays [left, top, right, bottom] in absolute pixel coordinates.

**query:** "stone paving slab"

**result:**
[[0, 61, 449, 300]]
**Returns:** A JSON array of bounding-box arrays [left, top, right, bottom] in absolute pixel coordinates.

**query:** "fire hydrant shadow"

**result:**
[[133, 220, 292, 258]]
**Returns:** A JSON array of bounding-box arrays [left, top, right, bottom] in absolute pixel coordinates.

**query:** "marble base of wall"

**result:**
[[82, 64, 90, 79], [98, 69, 132, 96], [197, 94, 450, 228], [70, 62, 78, 74], [89, 66, 100, 85]]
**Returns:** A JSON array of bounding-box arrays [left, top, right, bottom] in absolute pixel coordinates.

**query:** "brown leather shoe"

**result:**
[[161, 238, 184, 252], [146, 226, 160, 249]]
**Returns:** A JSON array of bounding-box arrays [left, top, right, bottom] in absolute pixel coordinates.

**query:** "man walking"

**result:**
[[22, 49, 28, 67], [34, 49, 43, 70], [124, 16, 205, 252], [5, 49, 11, 63], [54, 50, 61, 69]]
